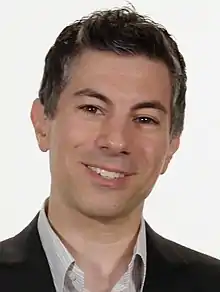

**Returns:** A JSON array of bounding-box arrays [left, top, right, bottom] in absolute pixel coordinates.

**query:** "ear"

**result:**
[[30, 99, 50, 152], [160, 136, 180, 175]]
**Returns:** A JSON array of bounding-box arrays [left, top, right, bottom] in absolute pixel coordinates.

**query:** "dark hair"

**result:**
[[39, 6, 187, 138]]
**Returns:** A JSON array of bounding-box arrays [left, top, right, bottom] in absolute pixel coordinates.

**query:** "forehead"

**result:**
[[66, 50, 172, 106]]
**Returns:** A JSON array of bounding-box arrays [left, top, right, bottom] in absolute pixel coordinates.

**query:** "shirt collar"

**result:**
[[37, 200, 147, 291], [38, 203, 73, 292], [135, 216, 147, 291]]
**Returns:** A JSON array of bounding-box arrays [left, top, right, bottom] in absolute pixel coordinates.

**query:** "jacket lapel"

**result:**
[[24, 215, 56, 292], [0, 214, 56, 292], [143, 222, 193, 292]]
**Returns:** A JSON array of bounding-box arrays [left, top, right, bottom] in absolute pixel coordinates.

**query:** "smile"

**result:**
[[87, 166, 125, 180]]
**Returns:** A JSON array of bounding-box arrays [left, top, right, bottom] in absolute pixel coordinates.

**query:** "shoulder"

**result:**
[[0, 214, 40, 266], [0, 234, 28, 289], [165, 235, 220, 266], [146, 222, 220, 268], [146, 222, 220, 290], [159, 233, 220, 288]]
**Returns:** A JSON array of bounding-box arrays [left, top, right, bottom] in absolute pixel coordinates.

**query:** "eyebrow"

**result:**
[[131, 101, 167, 114], [73, 88, 112, 105], [73, 88, 168, 114]]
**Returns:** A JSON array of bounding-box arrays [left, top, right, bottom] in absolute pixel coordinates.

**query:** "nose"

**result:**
[[95, 117, 130, 155]]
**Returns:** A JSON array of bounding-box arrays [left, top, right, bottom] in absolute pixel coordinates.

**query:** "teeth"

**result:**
[[88, 166, 125, 179]]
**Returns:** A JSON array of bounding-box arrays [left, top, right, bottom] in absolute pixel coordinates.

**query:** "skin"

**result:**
[[31, 50, 180, 290]]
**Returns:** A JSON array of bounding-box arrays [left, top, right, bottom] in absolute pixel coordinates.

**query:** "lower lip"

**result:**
[[84, 165, 130, 189]]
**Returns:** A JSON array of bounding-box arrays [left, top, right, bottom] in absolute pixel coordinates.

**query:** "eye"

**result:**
[[78, 105, 103, 115], [133, 116, 159, 125]]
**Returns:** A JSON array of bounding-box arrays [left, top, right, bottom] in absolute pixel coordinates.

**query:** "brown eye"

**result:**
[[134, 116, 159, 125], [78, 105, 102, 115]]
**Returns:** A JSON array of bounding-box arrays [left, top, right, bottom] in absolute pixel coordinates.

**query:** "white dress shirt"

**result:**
[[38, 202, 147, 292]]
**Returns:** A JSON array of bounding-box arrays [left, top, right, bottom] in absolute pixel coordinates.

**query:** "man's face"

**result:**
[[32, 50, 180, 220]]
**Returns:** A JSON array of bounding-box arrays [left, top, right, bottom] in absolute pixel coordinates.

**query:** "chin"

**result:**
[[78, 204, 128, 222]]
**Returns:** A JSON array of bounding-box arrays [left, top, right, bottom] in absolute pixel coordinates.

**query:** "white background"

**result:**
[[0, 0, 219, 259]]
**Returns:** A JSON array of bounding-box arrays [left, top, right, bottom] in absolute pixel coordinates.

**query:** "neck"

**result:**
[[47, 194, 143, 275]]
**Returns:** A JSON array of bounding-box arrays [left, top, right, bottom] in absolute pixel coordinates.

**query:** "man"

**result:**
[[0, 6, 219, 292]]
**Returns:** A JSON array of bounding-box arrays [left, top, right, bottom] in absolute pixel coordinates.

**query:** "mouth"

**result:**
[[83, 163, 133, 187], [87, 165, 127, 179]]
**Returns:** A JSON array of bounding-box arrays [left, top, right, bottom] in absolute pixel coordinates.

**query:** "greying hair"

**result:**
[[39, 7, 187, 138]]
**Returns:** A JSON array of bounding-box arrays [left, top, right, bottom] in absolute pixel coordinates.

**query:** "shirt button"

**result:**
[[67, 269, 76, 282], [70, 274, 76, 281]]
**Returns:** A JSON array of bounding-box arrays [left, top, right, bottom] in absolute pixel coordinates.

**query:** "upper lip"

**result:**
[[83, 163, 134, 176]]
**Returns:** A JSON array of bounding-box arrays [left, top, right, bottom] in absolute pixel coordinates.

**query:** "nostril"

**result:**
[[121, 150, 130, 155]]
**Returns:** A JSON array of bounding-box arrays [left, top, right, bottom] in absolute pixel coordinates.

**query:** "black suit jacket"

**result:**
[[0, 214, 220, 292]]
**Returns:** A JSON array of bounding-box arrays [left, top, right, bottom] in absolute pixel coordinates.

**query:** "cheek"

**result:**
[[134, 133, 169, 168], [52, 116, 101, 150]]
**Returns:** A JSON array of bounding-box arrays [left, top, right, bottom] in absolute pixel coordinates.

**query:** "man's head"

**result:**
[[31, 7, 187, 221]]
